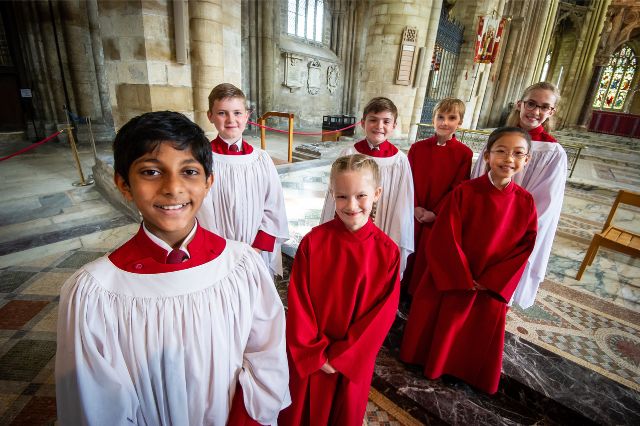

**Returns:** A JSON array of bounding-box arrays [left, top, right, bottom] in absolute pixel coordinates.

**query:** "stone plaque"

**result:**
[[327, 64, 340, 94], [283, 52, 305, 92], [307, 59, 321, 95]]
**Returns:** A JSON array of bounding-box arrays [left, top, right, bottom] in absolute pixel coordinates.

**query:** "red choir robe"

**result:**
[[353, 139, 399, 157], [405, 135, 472, 294], [399, 174, 537, 394], [527, 125, 556, 142], [280, 218, 400, 425]]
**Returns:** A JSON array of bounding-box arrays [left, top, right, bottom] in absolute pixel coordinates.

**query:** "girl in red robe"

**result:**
[[280, 154, 401, 425], [400, 127, 538, 394]]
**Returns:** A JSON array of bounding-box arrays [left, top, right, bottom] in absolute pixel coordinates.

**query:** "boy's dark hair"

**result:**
[[113, 111, 213, 185], [486, 126, 532, 153], [208, 83, 247, 111], [362, 97, 398, 121]]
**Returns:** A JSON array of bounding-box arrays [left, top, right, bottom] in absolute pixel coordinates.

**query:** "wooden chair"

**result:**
[[576, 190, 640, 280]]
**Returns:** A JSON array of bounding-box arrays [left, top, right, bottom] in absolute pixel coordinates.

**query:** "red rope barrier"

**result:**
[[0, 129, 65, 162], [248, 120, 361, 136]]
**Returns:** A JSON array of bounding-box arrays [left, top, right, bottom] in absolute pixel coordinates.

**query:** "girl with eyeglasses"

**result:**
[[506, 81, 559, 142], [401, 127, 537, 394], [471, 82, 568, 310]]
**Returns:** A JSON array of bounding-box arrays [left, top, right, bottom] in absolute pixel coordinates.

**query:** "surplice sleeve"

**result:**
[[327, 245, 400, 384], [477, 197, 538, 302], [257, 153, 289, 246], [285, 236, 331, 378], [55, 270, 141, 425], [426, 188, 475, 292], [238, 249, 291, 425]]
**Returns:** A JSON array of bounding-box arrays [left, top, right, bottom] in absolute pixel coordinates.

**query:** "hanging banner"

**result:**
[[474, 15, 507, 64]]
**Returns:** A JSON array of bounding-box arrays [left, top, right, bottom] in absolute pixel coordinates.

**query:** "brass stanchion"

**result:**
[[63, 106, 94, 187], [65, 125, 94, 187]]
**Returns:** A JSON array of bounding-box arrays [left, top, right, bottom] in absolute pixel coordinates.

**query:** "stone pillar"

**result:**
[[189, 0, 224, 132], [408, 0, 440, 141], [358, 0, 435, 137], [577, 64, 604, 127], [59, 0, 102, 120], [343, 2, 369, 117], [34, 1, 67, 125], [258, 0, 277, 116], [561, 0, 611, 128], [86, 0, 113, 127]]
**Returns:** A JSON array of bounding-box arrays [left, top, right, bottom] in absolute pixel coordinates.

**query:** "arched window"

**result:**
[[593, 44, 637, 110], [287, 0, 324, 43]]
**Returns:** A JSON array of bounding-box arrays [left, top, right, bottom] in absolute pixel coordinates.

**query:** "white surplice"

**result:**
[[197, 150, 289, 276], [471, 140, 567, 308], [320, 147, 415, 273], [55, 240, 290, 426]]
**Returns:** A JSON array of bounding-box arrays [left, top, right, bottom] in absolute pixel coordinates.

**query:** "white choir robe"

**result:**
[[197, 150, 289, 276], [471, 140, 567, 308], [320, 147, 415, 274], [55, 240, 290, 425]]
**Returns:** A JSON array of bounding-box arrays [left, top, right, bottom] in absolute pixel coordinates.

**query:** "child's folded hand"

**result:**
[[320, 361, 337, 374], [420, 210, 436, 223]]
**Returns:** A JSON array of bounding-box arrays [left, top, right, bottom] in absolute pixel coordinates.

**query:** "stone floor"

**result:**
[[0, 128, 638, 424]]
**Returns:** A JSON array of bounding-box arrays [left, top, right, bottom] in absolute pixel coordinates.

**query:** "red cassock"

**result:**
[[406, 135, 472, 294], [280, 218, 400, 426], [399, 174, 537, 394]]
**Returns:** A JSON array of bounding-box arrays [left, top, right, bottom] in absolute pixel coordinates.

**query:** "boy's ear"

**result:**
[[206, 173, 214, 190], [206, 110, 214, 123], [114, 173, 133, 201], [374, 186, 383, 202]]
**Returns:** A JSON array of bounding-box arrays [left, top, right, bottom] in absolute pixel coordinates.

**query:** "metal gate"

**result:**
[[419, 7, 464, 137]]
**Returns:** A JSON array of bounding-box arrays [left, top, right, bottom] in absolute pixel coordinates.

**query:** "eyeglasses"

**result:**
[[490, 149, 529, 160], [522, 100, 555, 113]]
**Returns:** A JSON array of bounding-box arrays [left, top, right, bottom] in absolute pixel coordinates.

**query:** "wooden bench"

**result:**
[[575, 189, 640, 280]]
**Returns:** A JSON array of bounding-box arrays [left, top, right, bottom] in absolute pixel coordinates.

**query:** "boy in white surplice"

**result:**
[[55, 111, 290, 425], [196, 83, 289, 277]]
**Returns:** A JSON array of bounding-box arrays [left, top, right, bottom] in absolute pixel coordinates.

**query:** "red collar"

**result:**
[[354, 140, 398, 157], [211, 136, 254, 155], [108, 224, 226, 273], [527, 125, 556, 142]]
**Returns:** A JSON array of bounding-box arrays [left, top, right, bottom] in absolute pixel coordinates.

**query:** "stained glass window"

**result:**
[[287, 0, 324, 43], [593, 44, 637, 110]]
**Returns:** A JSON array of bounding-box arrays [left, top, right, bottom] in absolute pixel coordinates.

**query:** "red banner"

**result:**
[[474, 16, 507, 64]]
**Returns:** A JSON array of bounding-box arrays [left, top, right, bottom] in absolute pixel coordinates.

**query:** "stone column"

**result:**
[[408, 0, 439, 141], [189, 0, 225, 132], [561, 0, 612, 128], [34, 1, 67, 125], [577, 64, 605, 127], [358, 0, 434, 137], [87, 0, 113, 127], [258, 0, 277, 116], [59, 0, 102, 119]]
